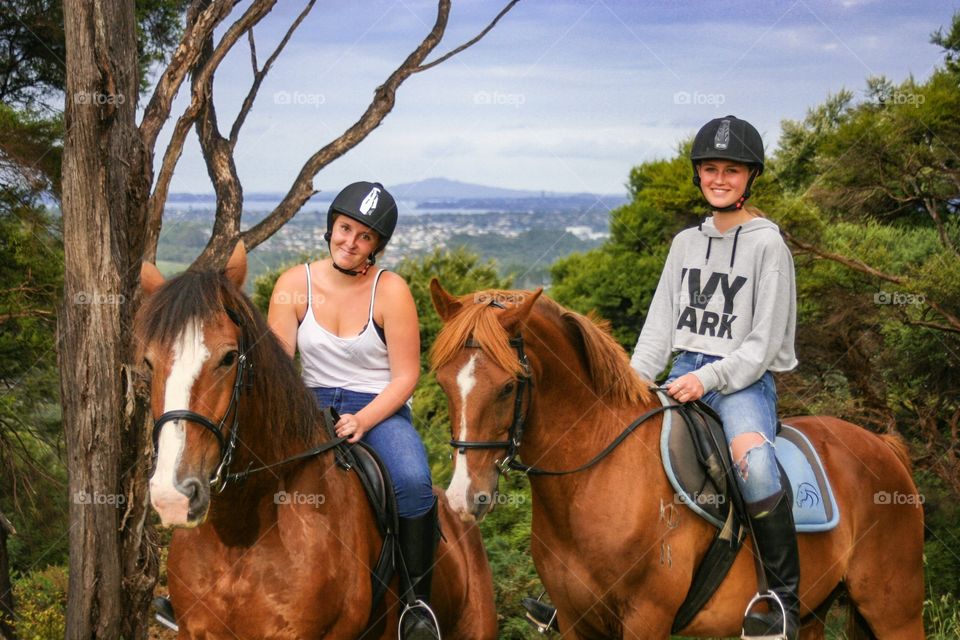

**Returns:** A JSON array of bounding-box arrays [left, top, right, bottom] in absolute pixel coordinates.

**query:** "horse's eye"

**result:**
[[220, 351, 238, 368], [143, 357, 153, 371], [499, 381, 515, 398]]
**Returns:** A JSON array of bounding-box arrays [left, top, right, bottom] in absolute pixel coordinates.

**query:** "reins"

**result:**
[[448, 329, 679, 477], [151, 307, 346, 490]]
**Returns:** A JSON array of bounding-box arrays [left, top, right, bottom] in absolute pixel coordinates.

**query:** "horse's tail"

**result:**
[[878, 432, 913, 475]]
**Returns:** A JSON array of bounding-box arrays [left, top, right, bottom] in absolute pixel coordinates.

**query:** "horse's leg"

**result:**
[[842, 517, 925, 638]]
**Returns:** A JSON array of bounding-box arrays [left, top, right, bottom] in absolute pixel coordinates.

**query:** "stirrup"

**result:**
[[521, 592, 559, 634], [152, 596, 179, 633], [398, 599, 442, 640], [740, 591, 788, 640]]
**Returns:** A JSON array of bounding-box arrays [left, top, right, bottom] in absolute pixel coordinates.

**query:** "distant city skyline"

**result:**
[[155, 0, 955, 196]]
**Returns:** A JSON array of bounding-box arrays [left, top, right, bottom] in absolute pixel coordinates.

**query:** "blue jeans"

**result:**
[[311, 387, 434, 518], [666, 351, 783, 509]]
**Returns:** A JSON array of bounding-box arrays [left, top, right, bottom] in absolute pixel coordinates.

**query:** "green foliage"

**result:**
[[0, 193, 67, 571], [6, 565, 67, 639]]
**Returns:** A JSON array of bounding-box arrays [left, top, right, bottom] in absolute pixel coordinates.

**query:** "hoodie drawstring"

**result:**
[[730, 225, 742, 268], [705, 237, 713, 263]]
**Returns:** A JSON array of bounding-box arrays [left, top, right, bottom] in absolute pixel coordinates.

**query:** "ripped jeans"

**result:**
[[667, 351, 783, 512]]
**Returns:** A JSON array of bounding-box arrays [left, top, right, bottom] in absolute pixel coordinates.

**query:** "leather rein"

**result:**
[[150, 308, 346, 491], [448, 330, 677, 477]]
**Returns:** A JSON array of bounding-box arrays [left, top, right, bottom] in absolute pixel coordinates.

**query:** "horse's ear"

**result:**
[[500, 288, 543, 334], [430, 278, 463, 321], [141, 261, 165, 297], [224, 240, 247, 288]]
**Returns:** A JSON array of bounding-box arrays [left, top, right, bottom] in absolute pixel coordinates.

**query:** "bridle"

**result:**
[[447, 326, 676, 478], [448, 334, 533, 475], [151, 308, 253, 492]]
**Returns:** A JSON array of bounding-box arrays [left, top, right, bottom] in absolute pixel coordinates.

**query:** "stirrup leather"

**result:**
[[741, 591, 789, 640]]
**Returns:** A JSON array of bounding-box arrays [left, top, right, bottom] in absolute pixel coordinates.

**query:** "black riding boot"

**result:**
[[398, 499, 441, 640], [743, 495, 801, 640]]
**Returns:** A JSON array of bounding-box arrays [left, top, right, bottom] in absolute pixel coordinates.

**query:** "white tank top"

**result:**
[[297, 264, 391, 394]]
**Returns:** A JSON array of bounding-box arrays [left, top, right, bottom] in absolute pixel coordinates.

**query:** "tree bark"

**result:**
[[0, 512, 14, 640], [61, 1, 156, 638]]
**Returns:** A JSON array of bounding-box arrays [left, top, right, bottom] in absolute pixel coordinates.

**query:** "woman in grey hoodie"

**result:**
[[631, 116, 800, 640]]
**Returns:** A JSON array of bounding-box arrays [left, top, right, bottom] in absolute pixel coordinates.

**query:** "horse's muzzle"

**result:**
[[150, 475, 210, 527]]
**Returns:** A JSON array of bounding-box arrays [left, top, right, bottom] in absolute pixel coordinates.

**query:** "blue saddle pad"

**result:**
[[658, 392, 840, 533]]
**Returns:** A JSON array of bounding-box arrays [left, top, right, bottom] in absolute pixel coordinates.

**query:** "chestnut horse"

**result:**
[[135, 245, 497, 639], [429, 280, 924, 639]]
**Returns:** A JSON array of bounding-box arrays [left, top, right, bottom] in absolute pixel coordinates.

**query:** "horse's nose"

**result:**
[[180, 477, 209, 523]]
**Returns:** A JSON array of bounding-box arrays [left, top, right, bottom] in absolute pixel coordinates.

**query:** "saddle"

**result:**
[[655, 390, 840, 632]]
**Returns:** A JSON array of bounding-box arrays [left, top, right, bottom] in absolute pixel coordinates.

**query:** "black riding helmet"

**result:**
[[324, 181, 398, 274], [690, 115, 765, 212]]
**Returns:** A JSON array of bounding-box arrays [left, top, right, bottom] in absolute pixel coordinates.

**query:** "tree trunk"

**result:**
[[61, 1, 157, 638], [0, 512, 14, 640]]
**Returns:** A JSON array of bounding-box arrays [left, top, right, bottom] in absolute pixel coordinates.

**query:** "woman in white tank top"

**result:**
[[267, 182, 440, 640]]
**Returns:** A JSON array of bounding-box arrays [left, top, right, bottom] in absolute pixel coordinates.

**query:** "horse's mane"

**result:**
[[431, 290, 652, 407], [134, 269, 322, 446]]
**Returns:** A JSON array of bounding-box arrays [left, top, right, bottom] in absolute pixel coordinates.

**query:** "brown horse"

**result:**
[[135, 244, 497, 639], [429, 280, 925, 639]]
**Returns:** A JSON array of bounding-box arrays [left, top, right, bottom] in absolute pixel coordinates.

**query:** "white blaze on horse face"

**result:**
[[446, 353, 478, 519], [150, 319, 210, 525]]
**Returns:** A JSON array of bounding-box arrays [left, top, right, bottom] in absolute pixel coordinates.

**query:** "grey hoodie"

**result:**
[[630, 216, 797, 393]]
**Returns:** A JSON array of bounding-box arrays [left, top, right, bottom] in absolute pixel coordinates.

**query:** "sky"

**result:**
[[156, 0, 957, 197]]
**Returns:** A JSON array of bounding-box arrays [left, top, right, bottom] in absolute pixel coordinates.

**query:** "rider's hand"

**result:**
[[335, 413, 368, 444], [667, 373, 705, 403]]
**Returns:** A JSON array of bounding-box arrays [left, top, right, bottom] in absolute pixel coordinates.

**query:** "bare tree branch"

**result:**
[[783, 230, 905, 284], [138, 0, 236, 154], [143, 0, 277, 262], [243, 0, 518, 251], [229, 0, 317, 148], [784, 230, 960, 333], [414, 0, 521, 74]]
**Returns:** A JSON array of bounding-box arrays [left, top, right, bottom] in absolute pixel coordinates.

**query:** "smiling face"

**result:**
[[696, 159, 752, 210], [329, 214, 380, 270]]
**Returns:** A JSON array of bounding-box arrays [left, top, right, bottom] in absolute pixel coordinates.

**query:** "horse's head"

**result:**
[[136, 243, 251, 527], [430, 279, 543, 522]]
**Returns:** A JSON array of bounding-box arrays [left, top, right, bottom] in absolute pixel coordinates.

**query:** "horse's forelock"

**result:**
[[135, 270, 226, 357], [430, 292, 527, 377]]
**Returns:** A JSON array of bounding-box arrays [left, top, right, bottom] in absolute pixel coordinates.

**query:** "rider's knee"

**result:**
[[729, 431, 782, 510]]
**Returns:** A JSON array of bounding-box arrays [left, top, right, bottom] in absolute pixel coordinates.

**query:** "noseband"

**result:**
[[449, 334, 532, 474], [151, 308, 253, 491]]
